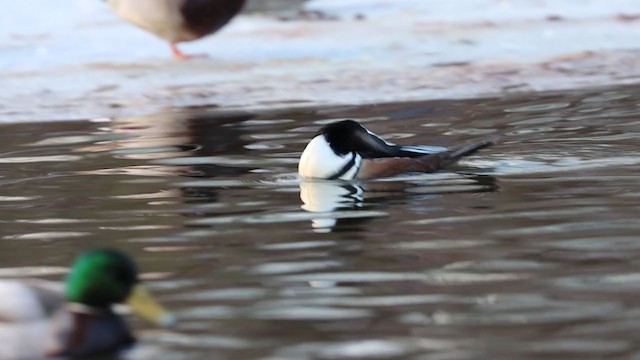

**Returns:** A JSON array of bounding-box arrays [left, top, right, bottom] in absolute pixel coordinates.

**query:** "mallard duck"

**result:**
[[105, 0, 247, 59], [0, 248, 173, 359]]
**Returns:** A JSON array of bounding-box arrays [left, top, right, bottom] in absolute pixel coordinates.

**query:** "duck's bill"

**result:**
[[126, 284, 175, 327]]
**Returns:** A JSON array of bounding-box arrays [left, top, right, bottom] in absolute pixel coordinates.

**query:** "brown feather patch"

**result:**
[[358, 153, 449, 179]]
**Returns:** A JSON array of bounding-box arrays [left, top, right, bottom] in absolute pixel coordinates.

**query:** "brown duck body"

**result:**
[[107, 0, 246, 58]]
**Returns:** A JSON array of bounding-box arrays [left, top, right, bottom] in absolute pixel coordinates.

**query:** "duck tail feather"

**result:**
[[446, 135, 498, 164]]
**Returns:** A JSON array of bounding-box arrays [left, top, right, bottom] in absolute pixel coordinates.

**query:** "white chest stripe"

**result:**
[[338, 154, 362, 180]]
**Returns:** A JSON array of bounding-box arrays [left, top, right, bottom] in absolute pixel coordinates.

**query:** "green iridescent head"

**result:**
[[65, 249, 139, 308]]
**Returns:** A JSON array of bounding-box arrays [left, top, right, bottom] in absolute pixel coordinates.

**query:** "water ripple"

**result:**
[[2, 86, 640, 359], [0, 155, 81, 163], [187, 210, 388, 226]]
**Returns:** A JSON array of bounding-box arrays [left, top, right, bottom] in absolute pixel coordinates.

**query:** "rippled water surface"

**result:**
[[1, 85, 640, 359]]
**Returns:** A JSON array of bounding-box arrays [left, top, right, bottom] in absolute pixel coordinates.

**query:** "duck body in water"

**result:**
[[106, 0, 246, 59], [298, 120, 497, 180]]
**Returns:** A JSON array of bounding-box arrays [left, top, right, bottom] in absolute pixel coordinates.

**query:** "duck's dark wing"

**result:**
[[352, 130, 447, 159], [357, 136, 497, 179], [181, 0, 246, 37], [395, 144, 449, 156]]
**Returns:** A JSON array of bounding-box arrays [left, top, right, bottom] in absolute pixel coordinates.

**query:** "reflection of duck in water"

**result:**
[[299, 120, 497, 180], [300, 181, 365, 230], [299, 174, 499, 232], [0, 249, 172, 359], [300, 181, 363, 213], [105, 0, 246, 59]]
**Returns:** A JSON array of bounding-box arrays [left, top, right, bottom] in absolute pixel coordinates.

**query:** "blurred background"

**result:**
[[1, 0, 639, 122]]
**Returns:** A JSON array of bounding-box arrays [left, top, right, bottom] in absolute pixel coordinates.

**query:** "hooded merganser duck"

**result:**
[[106, 0, 246, 59], [298, 120, 497, 180], [0, 248, 173, 359]]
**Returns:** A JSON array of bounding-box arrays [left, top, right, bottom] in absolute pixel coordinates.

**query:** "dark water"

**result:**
[[1, 85, 640, 359]]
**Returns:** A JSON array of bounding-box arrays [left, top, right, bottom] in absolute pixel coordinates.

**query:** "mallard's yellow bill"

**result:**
[[126, 285, 175, 327]]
